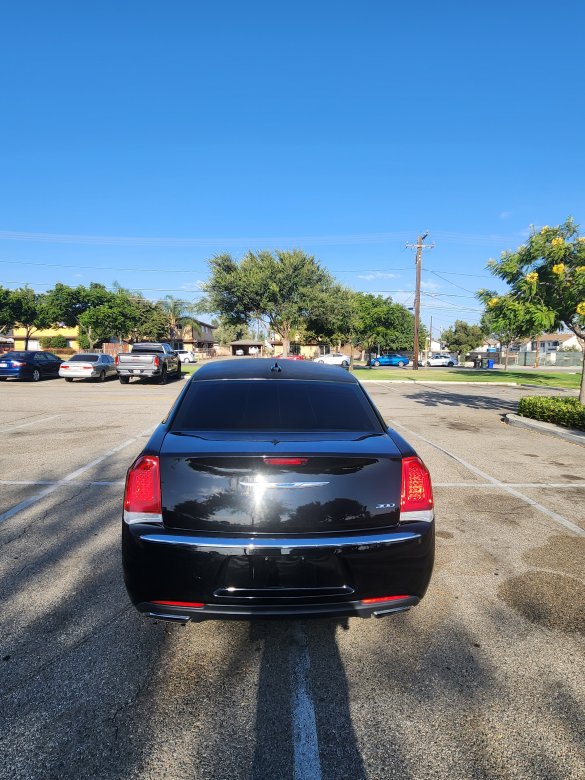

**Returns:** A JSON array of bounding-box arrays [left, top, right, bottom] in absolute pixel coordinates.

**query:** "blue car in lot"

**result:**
[[0, 351, 62, 381], [367, 353, 410, 368]]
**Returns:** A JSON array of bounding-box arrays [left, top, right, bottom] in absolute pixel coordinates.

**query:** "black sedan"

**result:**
[[0, 350, 62, 381], [122, 359, 435, 623]]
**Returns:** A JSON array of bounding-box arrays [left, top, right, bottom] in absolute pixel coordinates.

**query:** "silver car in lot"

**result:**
[[59, 353, 117, 382]]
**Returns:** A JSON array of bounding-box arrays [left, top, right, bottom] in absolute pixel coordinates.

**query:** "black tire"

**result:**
[[65, 378, 74, 383], [176, 363, 182, 378], [31, 368, 41, 382], [397, 361, 405, 367], [426, 361, 431, 366], [341, 360, 349, 367], [98, 370, 106, 382], [373, 360, 380, 367], [447, 361, 454, 367], [159, 367, 168, 385], [119, 376, 130, 384]]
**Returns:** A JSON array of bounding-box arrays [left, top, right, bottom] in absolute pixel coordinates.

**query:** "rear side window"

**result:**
[[171, 380, 382, 432]]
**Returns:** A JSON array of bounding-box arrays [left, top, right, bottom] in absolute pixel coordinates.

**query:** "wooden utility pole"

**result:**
[[407, 233, 434, 371]]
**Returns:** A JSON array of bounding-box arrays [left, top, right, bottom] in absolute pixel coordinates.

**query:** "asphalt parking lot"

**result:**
[[1, 373, 584, 780]]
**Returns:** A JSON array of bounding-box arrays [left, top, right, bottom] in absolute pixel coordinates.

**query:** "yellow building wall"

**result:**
[[13, 326, 80, 351]]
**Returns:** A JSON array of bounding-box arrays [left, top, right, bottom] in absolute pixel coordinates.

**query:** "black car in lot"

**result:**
[[0, 350, 62, 381], [122, 359, 435, 623]]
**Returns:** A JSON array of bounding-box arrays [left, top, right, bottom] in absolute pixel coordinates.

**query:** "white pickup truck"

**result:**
[[116, 343, 182, 384]]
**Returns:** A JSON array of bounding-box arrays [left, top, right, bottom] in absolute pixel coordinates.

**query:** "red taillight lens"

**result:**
[[124, 455, 161, 514], [61, 365, 69, 369], [115, 355, 119, 365], [263, 457, 308, 466], [152, 600, 204, 608], [154, 356, 160, 367], [400, 456, 433, 512], [11, 361, 25, 367], [361, 595, 409, 604]]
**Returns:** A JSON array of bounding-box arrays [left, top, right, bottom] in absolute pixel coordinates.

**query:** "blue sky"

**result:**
[[1, 0, 584, 336]]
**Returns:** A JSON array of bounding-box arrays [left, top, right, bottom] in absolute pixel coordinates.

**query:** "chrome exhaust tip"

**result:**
[[372, 606, 411, 618], [144, 611, 188, 624]]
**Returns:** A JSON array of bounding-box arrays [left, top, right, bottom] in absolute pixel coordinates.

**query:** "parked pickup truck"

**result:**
[[116, 343, 182, 384]]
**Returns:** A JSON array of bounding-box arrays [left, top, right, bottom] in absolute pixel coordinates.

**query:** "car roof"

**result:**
[[194, 358, 358, 383]]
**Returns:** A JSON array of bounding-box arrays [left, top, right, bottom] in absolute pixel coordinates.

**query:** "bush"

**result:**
[[40, 335, 69, 349], [518, 396, 585, 431]]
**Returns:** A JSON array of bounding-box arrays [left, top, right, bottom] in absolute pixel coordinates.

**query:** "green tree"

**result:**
[[160, 295, 201, 343], [11, 287, 51, 348], [484, 217, 585, 402], [478, 294, 549, 369], [199, 250, 339, 356], [352, 293, 423, 357], [441, 319, 485, 360], [0, 286, 18, 334], [212, 317, 253, 346], [78, 294, 141, 350]]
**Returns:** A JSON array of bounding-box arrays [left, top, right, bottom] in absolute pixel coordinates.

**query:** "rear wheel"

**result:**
[[98, 370, 106, 382], [373, 360, 380, 367], [65, 378, 74, 383], [341, 360, 349, 366], [397, 361, 405, 367], [119, 376, 130, 384], [447, 361, 454, 367], [31, 369, 41, 382], [159, 367, 168, 385]]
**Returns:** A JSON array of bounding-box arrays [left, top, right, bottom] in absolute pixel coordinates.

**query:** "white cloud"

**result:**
[[180, 281, 204, 292], [499, 211, 512, 220], [357, 271, 400, 281]]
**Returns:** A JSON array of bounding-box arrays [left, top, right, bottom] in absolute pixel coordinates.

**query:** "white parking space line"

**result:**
[[0, 414, 61, 433], [0, 426, 154, 524], [290, 625, 321, 780], [390, 420, 585, 538]]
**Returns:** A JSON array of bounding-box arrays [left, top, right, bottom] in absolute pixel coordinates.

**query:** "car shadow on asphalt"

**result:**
[[250, 618, 370, 780], [408, 389, 518, 413]]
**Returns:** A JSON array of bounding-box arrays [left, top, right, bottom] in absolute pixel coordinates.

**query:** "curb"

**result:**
[[504, 413, 585, 447], [359, 379, 578, 391]]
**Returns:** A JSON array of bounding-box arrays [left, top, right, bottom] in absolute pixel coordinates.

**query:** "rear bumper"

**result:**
[[123, 523, 435, 621], [138, 595, 420, 622], [117, 368, 160, 377]]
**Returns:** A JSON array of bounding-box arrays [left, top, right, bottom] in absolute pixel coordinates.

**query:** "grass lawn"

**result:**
[[180, 363, 201, 375], [352, 366, 583, 389]]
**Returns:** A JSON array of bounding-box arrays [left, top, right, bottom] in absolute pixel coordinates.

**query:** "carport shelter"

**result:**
[[230, 339, 264, 356]]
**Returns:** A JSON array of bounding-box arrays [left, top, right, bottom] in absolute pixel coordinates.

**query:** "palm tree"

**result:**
[[160, 296, 201, 344]]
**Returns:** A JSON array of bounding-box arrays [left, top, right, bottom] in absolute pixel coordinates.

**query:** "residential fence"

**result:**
[[509, 351, 583, 368]]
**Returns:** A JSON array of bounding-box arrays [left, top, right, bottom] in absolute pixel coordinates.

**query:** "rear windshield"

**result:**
[[171, 380, 382, 432], [2, 352, 29, 359], [70, 354, 99, 362], [131, 344, 166, 353]]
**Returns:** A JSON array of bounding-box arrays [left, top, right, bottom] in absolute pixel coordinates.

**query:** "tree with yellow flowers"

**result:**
[[480, 217, 585, 403]]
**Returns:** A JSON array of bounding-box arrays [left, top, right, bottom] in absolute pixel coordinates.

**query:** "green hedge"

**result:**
[[518, 396, 585, 431], [39, 335, 69, 349]]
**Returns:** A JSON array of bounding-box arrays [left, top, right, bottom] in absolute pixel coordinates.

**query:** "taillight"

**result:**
[[123, 455, 162, 521], [115, 355, 119, 365], [263, 457, 308, 466], [154, 356, 160, 367], [152, 600, 204, 608], [11, 361, 25, 367], [400, 456, 433, 514], [361, 595, 409, 604]]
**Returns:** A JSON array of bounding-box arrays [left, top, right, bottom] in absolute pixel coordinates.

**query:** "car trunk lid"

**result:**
[[159, 433, 402, 535]]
